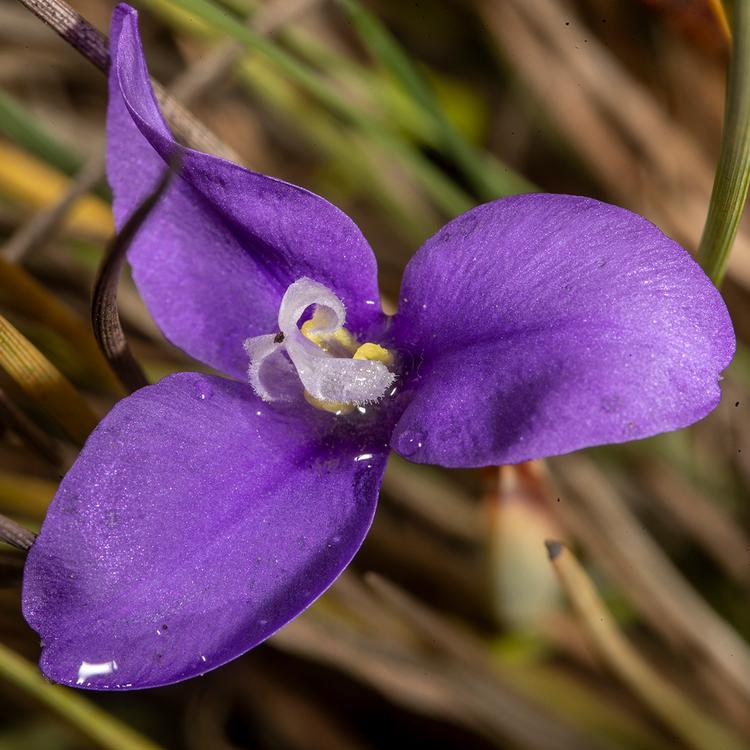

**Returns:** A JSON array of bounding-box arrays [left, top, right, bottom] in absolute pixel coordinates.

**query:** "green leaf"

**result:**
[[697, 0, 750, 285], [335, 0, 534, 200], [0, 642, 164, 750], [0, 92, 111, 202], [151, 0, 475, 215]]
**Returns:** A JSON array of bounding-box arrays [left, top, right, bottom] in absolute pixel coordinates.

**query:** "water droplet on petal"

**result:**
[[354, 453, 374, 462], [193, 381, 213, 401], [77, 659, 117, 685], [398, 429, 425, 457]]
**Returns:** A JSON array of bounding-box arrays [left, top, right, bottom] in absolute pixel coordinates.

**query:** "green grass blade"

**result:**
[[0, 642, 164, 750], [697, 0, 750, 285], [335, 0, 534, 199], [0, 92, 111, 202], [156, 0, 475, 215]]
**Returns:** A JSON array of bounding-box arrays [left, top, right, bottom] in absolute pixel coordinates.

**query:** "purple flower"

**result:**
[[22, 3, 734, 691]]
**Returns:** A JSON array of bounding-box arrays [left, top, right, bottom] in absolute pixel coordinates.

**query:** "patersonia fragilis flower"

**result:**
[[21, 4, 734, 690]]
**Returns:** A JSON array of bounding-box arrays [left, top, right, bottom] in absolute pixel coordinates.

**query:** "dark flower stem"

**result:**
[[0, 514, 36, 552], [698, 0, 750, 286], [92, 164, 178, 394]]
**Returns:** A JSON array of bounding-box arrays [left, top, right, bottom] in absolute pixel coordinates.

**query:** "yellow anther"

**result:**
[[353, 342, 394, 367], [303, 391, 355, 415], [298, 310, 396, 414], [300, 310, 358, 355]]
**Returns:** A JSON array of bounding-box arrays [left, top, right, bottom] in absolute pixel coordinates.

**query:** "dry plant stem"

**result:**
[[0, 513, 36, 551], [14, 0, 108, 70], [0, 386, 61, 465], [1, 153, 105, 263], [550, 456, 750, 706], [91, 167, 178, 393], [8, 0, 322, 251], [275, 574, 605, 750], [0, 315, 99, 444], [547, 542, 746, 750], [698, 0, 750, 284], [13, 0, 238, 161], [643, 464, 750, 589], [476, 0, 750, 291]]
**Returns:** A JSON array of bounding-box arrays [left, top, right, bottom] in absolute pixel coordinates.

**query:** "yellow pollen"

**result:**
[[353, 342, 394, 367], [303, 392, 355, 414], [300, 310, 358, 355], [299, 310, 395, 414]]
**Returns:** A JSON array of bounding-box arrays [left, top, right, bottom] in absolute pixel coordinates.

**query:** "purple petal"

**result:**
[[22, 373, 386, 689], [389, 194, 734, 467], [107, 4, 382, 379]]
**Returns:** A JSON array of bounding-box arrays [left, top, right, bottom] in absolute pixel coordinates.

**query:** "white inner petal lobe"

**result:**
[[244, 278, 394, 406]]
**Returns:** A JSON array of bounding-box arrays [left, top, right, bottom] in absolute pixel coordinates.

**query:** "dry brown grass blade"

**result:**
[[0, 256, 122, 393], [274, 574, 608, 750], [1, 153, 105, 263], [476, 0, 750, 290], [547, 541, 746, 750], [550, 455, 750, 707], [642, 461, 750, 589], [0, 314, 99, 444], [382, 455, 480, 543], [0, 513, 36, 551]]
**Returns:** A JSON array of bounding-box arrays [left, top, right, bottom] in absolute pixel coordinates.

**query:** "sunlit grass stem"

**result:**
[[0, 642, 164, 750], [546, 541, 746, 750], [698, 0, 750, 285]]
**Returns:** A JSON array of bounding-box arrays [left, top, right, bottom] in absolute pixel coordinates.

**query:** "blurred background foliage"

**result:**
[[0, 0, 749, 748]]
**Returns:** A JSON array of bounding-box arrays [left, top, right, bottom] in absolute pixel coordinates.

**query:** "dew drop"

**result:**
[[354, 453, 374, 462], [193, 381, 214, 401], [77, 659, 117, 685], [398, 429, 425, 457]]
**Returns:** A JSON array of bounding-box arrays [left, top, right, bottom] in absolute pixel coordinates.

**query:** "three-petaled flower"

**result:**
[[22, 4, 734, 690]]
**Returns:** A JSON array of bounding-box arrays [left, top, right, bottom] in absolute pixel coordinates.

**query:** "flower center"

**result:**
[[244, 278, 395, 413]]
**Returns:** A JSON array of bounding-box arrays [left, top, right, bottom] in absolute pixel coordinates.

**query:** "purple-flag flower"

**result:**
[[22, 3, 734, 690]]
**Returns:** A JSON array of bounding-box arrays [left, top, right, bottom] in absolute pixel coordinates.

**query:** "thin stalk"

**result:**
[[0, 314, 100, 444], [547, 541, 746, 750], [0, 514, 36, 551], [91, 165, 179, 394], [0, 641, 164, 750], [336, 0, 533, 199], [698, 0, 750, 284]]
